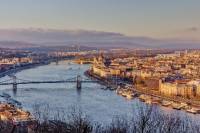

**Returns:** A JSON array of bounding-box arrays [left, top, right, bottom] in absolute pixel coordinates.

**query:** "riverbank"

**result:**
[[0, 63, 48, 78], [85, 69, 200, 114], [0, 57, 75, 79], [84, 70, 118, 89]]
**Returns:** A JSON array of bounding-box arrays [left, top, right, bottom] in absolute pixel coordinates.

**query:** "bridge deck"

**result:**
[[0, 80, 97, 85]]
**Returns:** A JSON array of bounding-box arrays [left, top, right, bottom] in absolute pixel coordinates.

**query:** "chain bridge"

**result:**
[[0, 75, 98, 90]]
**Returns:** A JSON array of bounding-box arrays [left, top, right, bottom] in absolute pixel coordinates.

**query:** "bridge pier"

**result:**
[[13, 83, 17, 94], [12, 76, 17, 94], [76, 75, 82, 89], [13, 83, 17, 90]]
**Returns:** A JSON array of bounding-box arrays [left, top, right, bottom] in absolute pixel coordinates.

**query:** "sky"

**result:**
[[0, 0, 200, 40]]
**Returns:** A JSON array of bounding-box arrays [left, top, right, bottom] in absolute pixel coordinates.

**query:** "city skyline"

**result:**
[[0, 0, 200, 41]]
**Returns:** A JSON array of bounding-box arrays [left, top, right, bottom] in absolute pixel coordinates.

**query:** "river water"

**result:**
[[0, 60, 198, 123]]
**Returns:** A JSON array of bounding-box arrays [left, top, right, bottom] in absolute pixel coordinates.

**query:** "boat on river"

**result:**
[[139, 94, 151, 102], [109, 87, 116, 91], [186, 106, 200, 114], [102, 87, 108, 90], [116, 88, 123, 95], [151, 97, 161, 104], [162, 100, 172, 107], [126, 95, 133, 100], [172, 102, 185, 110], [186, 108, 198, 114], [100, 87, 105, 90], [1, 92, 11, 98], [126, 93, 134, 100], [180, 102, 188, 109], [145, 99, 152, 104], [106, 86, 111, 90], [115, 88, 135, 99], [121, 92, 127, 97]]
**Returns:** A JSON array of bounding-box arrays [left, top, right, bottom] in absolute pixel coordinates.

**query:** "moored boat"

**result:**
[[126, 94, 134, 100], [109, 87, 116, 91], [2, 92, 11, 98], [139, 94, 151, 102], [172, 102, 184, 110], [116, 89, 123, 95], [121, 92, 127, 97], [145, 99, 152, 104], [187, 107, 200, 114], [151, 97, 161, 104], [186, 108, 198, 114], [180, 102, 188, 109], [162, 100, 172, 107]]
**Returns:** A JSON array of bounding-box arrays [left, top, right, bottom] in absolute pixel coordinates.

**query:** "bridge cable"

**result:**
[[0, 79, 13, 84]]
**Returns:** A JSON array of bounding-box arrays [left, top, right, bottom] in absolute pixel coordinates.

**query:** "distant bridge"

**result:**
[[0, 75, 98, 90]]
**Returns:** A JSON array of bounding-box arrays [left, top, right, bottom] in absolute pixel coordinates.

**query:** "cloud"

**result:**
[[0, 28, 158, 45], [0, 28, 126, 42], [0, 28, 160, 49], [0, 28, 199, 49]]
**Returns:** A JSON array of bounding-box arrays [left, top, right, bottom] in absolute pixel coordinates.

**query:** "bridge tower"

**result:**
[[76, 75, 82, 89], [12, 76, 17, 92]]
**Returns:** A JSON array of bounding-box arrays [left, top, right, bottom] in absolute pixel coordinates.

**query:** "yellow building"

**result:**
[[160, 81, 197, 98], [92, 65, 110, 78], [160, 82, 177, 96], [109, 67, 120, 76]]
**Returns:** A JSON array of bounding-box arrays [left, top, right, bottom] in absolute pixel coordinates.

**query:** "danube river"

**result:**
[[0, 60, 196, 123]]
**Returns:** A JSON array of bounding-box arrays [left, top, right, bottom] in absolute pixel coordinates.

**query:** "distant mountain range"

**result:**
[[0, 28, 199, 49], [0, 41, 38, 49]]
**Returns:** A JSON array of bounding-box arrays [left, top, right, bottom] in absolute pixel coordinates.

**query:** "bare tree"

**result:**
[[65, 106, 93, 133], [103, 116, 129, 133], [130, 104, 154, 133], [19, 103, 200, 133]]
